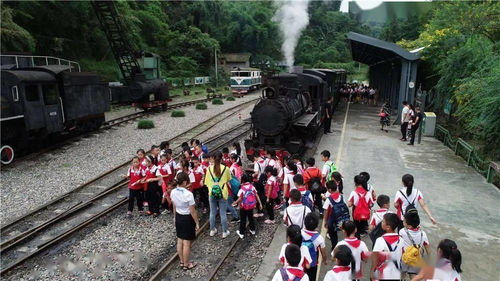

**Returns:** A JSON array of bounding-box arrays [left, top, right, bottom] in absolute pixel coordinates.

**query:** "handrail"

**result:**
[[1, 55, 81, 72], [434, 124, 498, 187]]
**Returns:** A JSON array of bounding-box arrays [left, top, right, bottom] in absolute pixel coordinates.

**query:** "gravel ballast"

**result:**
[[2, 97, 257, 281], [0, 95, 257, 223]]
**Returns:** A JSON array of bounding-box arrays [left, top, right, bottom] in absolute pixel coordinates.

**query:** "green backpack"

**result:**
[[326, 162, 337, 182], [209, 166, 226, 200]]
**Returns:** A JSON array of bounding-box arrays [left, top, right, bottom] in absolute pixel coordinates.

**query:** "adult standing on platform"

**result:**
[[400, 101, 410, 141], [324, 96, 334, 134], [408, 106, 423, 146], [171, 172, 199, 270]]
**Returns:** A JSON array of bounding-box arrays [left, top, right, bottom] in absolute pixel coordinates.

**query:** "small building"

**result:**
[[218, 53, 251, 72]]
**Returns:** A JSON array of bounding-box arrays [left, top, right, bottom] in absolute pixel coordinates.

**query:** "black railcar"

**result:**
[[245, 68, 345, 156], [1, 65, 109, 164]]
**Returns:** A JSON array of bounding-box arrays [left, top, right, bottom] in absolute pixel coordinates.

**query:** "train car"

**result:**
[[230, 68, 261, 95], [1, 65, 109, 164], [245, 68, 345, 157]]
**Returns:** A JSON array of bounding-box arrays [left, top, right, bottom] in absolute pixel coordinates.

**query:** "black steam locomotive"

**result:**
[[1, 65, 110, 164], [245, 68, 346, 155]]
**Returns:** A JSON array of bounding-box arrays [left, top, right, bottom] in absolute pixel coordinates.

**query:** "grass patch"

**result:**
[[138, 119, 155, 129], [171, 110, 186, 117], [226, 96, 236, 101], [212, 98, 224, 105], [196, 103, 208, 110]]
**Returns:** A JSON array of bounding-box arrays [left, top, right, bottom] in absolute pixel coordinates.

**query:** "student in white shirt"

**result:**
[[284, 189, 312, 229], [283, 160, 298, 204], [412, 239, 462, 281], [272, 244, 310, 281], [371, 213, 403, 280], [394, 174, 436, 224], [320, 150, 337, 182], [334, 221, 370, 280], [170, 172, 199, 270], [400, 210, 430, 278], [324, 245, 355, 281], [279, 225, 312, 270]]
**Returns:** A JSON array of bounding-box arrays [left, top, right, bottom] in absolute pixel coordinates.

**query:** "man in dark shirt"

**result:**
[[408, 106, 423, 145], [324, 96, 334, 134]]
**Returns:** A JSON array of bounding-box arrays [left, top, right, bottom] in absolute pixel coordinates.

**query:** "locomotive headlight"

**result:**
[[149, 93, 155, 101]]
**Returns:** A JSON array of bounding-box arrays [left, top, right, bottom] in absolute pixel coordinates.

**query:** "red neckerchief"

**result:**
[[285, 267, 305, 278], [344, 237, 361, 248], [383, 233, 400, 244], [332, 266, 351, 273], [330, 192, 341, 200]]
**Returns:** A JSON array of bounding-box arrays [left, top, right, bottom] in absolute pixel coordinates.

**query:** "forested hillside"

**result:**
[[1, 1, 367, 80]]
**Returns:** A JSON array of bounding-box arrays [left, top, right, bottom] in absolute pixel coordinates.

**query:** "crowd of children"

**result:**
[[124, 143, 462, 280]]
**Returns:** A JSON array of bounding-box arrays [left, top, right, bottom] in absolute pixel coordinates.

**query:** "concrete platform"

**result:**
[[256, 102, 499, 281]]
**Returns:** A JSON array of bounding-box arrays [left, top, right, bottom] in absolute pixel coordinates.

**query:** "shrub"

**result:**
[[137, 119, 155, 129], [226, 96, 236, 101], [212, 98, 224, 105], [171, 110, 186, 117], [196, 103, 208, 110]]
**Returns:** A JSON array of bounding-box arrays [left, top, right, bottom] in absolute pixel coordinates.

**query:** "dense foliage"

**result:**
[[398, 1, 500, 158], [1, 1, 366, 80]]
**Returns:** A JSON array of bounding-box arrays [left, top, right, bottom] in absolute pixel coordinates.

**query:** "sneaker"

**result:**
[[161, 209, 170, 215], [222, 230, 230, 239], [249, 230, 256, 235], [236, 230, 244, 239], [253, 213, 261, 218], [210, 228, 218, 237], [231, 218, 240, 223], [256, 213, 264, 217], [264, 219, 275, 224], [138, 210, 145, 216], [274, 203, 283, 210], [127, 211, 132, 217], [143, 202, 149, 207]]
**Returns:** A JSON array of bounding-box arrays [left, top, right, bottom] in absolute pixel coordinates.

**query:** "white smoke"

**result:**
[[273, 0, 311, 71]]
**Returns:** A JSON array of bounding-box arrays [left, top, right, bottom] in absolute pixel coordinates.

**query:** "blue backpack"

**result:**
[[301, 190, 314, 211], [302, 233, 320, 267], [201, 144, 209, 154], [229, 175, 241, 197], [327, 194, 350, 230]]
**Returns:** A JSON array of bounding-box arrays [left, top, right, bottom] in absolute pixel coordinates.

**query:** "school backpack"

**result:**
[[327, 195, 349, 228], [269, 178, 280, 199], [201, 144, 209, 154], [302, 233, 320, 267], [325, 162, 337, 182], [402, 229, 424, 267], [240, 184, 257, 210], [352, 191, 371, 221], [301, 190, 314, 211], [279, 268, 304, 281], [285, 206, 307, 228], [399, 190, 417, 214], [369, 213, 385, 245], [208, 166, 226, 200], [384, 237, 401, 270]]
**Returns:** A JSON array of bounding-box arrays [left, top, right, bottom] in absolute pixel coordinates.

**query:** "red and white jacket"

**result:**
[[323, 266, 352, 281], [127, 166, 145, 190], [335, 237, 370, 279]]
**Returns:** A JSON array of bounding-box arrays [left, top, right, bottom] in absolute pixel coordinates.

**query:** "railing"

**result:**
[[435, 124, 498, 186], [0, 55, 81, 72]]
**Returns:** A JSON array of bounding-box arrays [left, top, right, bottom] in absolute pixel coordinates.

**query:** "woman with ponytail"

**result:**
[[411, 239, 462, 281], [171, 172, 199, 270], [204, 151, 232, 238], [394, 174, 436, 224]]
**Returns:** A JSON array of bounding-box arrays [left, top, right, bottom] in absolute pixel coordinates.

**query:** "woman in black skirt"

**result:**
[[171, 172, 199, 270]]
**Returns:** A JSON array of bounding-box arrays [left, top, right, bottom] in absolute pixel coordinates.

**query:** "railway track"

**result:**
[[0, 100, 255, 276], [5, 94, 238, 166]]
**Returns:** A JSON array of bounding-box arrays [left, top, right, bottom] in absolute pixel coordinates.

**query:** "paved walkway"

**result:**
[[256, 102, 500, 281]]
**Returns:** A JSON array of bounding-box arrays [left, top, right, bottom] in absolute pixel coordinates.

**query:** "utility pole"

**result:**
[[214, 48, 218, 88]]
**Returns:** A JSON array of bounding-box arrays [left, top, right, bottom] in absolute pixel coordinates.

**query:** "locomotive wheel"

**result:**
[[1, 145, 15, 165]]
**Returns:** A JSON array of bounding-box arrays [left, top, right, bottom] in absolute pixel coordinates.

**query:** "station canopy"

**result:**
[[347, 32, 419, 66], [347, 32, 420, 116]]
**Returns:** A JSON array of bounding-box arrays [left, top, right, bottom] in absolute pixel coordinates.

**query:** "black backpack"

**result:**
[[369, 219, 385, 246], [399, 190, 417, 214]]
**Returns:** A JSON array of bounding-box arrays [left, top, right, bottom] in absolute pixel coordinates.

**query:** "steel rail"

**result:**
[[0, 105, 254, 277]]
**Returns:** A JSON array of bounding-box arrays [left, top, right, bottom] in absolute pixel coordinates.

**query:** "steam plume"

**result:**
[[273, 0, 311, 71]]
